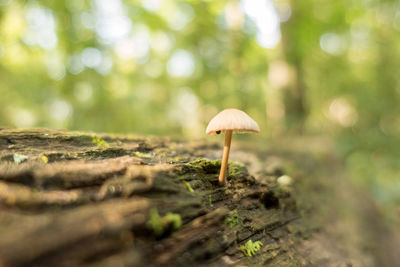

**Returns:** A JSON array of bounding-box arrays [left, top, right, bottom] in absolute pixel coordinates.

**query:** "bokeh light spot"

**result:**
[[142, 0, 162, 12], [167, 50, 195, 78], [11, 108, 36, 128], [320, 33, 347, 55], [325, 97, 358, 127], [74, 82, 93, 103], [23, 6, 58, 50], [81, 47, 102, 68], [68, 54, 85, 75], [49, 100, 72, 121], [240, 0, 281, 48], [94, 0, 132, 44]]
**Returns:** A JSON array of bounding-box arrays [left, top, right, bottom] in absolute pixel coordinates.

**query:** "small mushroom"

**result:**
[[206, 108, 260, 185]]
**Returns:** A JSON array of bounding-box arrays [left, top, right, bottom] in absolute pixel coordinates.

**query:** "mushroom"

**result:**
[[206, 108, 260, 185]]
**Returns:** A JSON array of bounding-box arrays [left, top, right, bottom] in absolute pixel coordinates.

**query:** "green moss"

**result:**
[[239, 240, 263, 257], [182, 180, 194, 193], [91, 136, 109, 147], [186, 158, 248, 177], [83, 147, 127, 158], [229, 161, 248, 176], [146, 208, 182, 237], [225, 209, 239, 228], [46, 148, 128, 162], [133, 151, 152, 158], [168, 156, 182, 163], [41, 155, 48, 163], [186, 158, 221, 173]]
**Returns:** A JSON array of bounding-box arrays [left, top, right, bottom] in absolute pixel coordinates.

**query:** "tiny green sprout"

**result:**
[[164, 212, 182, 230], [182, 180, 194, 193], [239, 240, 263, 257], [208, 195, 214, 208], [146, 208, 182, 237], [92, 136, 109, 147], [225, 209, 239, 228], [147, 208, 164, 236]]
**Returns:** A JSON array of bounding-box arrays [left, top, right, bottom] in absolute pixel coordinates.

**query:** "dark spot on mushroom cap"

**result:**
[[216, 130, 221, 135]]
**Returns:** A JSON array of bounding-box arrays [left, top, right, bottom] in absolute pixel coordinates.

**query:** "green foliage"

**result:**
[[146, 208, 182, 237], [238, 240, 263, 257], [182, 180, 194, 193], [225, 209, 239, 228], [91, 136, 109, 147]]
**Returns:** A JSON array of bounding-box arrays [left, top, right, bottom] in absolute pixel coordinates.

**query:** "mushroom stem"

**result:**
[[219, 130, 232, 185]]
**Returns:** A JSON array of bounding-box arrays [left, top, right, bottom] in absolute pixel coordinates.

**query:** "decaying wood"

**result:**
[[0, 128, 391, 267]]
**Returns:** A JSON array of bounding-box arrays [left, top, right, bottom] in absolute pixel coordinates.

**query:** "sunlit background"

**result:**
[[1, 0, 400, 224]]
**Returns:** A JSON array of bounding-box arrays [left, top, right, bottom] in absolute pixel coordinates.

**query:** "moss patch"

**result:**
[[41, 155, 48, 163], [146, 208, 182, 238], [133, 151, 152, 158], [186, 158, 221, 174], [91, 136, 109, 147], [228, 161, 248, 176], [185, 158, 248, 176]]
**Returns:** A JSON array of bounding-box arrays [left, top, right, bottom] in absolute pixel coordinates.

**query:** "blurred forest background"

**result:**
[[0, 0, 399, 224]]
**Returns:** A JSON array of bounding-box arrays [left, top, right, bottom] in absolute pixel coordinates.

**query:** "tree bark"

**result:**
[[0, 128, 380, 266]]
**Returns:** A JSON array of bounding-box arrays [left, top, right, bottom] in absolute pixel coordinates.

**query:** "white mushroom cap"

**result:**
[[206, 108, 260, 136]]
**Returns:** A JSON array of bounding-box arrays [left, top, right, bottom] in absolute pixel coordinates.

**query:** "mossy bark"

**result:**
[[0, 128, 394, 267]]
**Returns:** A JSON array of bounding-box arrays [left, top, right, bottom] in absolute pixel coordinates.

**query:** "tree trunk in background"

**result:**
[[280, 0, 309, 133]]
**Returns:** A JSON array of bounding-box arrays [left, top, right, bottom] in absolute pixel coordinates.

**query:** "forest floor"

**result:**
[[0, 128, 398, 266]]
